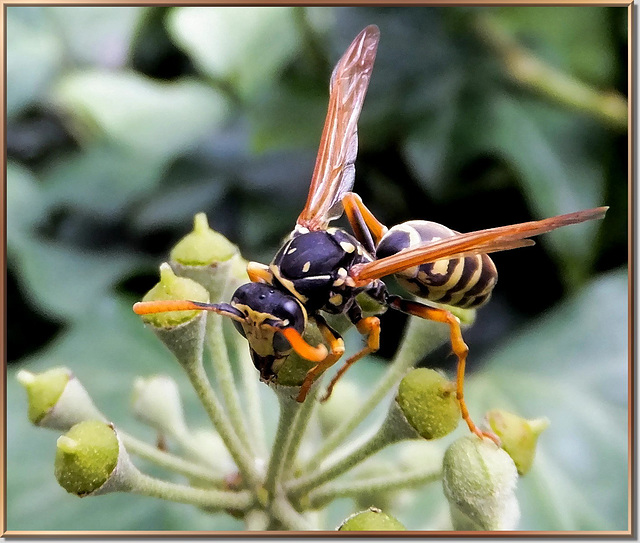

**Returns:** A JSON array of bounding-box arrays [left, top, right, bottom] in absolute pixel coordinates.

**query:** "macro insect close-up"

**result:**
[[7, 6, 629, 534], [133, 25, 607, 444]]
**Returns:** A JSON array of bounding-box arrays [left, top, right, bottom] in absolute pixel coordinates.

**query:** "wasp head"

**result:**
[[229, 282, 308, 381]]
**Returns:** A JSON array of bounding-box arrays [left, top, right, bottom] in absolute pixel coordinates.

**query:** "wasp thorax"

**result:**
[[376, 221, 498, 310]]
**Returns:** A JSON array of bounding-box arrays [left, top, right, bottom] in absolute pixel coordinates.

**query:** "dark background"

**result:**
[[7, 5, 628, 368]]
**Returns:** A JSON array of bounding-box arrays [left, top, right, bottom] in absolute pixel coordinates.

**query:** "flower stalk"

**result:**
[[303, 315, 450, 471]]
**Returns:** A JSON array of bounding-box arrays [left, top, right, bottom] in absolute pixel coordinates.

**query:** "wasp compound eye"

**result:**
[[231, 283, 306, 335]]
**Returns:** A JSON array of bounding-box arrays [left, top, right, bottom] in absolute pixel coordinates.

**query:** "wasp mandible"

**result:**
[[134, 25, 607, 443]]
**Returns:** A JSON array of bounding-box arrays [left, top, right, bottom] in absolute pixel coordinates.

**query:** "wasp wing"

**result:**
[[297, 25, 380, 231], [351, 207, 608, 283]]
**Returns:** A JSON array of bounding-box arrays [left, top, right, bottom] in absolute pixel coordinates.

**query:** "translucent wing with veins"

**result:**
[[297, 25, 380, 231], [351, 207, 609, 284]]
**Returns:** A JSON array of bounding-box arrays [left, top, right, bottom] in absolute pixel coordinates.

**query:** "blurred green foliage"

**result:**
[[7, 5, 628, 532]]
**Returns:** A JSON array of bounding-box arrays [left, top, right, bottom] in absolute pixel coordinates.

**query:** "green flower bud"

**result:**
[[396, 369, 460, 440], [131, 375, 188, 439], [141, 263, 209, 328], [170, 221, 243, 307], [55, 421, 131, 497], [272, 321, 324, 388], [443, 435, 520, 531], [486, 410, 549, 475], [170, 213, 238, 266], [338, 507, 406, 531], [17, 367, 106, 430]]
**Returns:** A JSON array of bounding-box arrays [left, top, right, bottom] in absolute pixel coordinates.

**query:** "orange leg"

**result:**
[[296, 318, 345, 402], [320, 316, 381, 403], [342, 192, 388, 253], [388, 296, 499, 445]]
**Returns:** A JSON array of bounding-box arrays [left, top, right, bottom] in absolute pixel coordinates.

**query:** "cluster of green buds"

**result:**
[[18, 212, 548, 532]]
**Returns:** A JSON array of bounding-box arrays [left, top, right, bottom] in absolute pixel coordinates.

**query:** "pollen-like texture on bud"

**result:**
[[54, 421, 120, 496], [396, 368, 460, 440], [443, 435, 520, 530]]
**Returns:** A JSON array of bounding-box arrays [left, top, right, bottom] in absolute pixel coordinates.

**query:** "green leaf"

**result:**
[[167, 7, 299, 99], [7, 6, 63, 117], [9, 237, 144, 321], [7, 161, 47, 245], [45, 6, 145, 68], [491, 6, 619, 87], [39, 144, 163, 219], [53, 71, 229, 164], [469, 268, 628, 530]]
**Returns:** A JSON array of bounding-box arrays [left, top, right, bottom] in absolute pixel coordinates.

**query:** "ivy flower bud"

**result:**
[[139, 264, 209, 369], [395, 369, 460, 440], [131, 375, 188, 439], [338, 507, 406, 531], [17, 367, 106, 431], [170, 212, 238, 267], [486, 410, 549, 475], [443, 435, 520, 531], [55, 421, 135, 497], [170, 213, 240, 302], [271, 321, 324, 388], [140, 263, 209, 328]]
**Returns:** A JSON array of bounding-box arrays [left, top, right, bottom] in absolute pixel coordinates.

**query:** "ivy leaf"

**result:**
[[53, 71, 229, 165], [167, 7, 299, 100], [7, 7, 63, 117], [470, 268, 628, 530], [46, 6, 144, 68]]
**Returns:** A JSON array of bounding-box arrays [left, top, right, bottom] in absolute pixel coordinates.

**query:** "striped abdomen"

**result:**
[[375, 220, 498, 309]]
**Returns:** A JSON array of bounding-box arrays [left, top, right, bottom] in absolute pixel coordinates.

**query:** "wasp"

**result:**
[[134, 25, 607, 442]]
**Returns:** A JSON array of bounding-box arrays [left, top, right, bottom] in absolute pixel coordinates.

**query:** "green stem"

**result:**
[[120, 431, 224, 485], [130, 469, 252, 511], [280, 384, 319, 477], [184, 359, 259, 487], [245, 509, 270, 531], [264, 388, 304, 497], [303, 318, 447, 471], [271, 496, 314, 531], [307, 467, 442, 509], [476, 14, 627, 131], [232, 329, 267, 456], [205, 312, 253, 453], [287, 426, 391, 500]]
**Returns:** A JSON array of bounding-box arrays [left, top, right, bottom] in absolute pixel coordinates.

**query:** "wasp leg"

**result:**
[[387, 295, 499, 445], [247, 261, 274, 284], [296, 317, 345, 402], [320, 314, 381, 403], [342, 192, 388, 254]]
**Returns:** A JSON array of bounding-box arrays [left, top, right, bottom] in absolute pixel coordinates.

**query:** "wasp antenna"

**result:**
[[279, 328, 328, 363], [133, 300, 247, 324], [133, 300, 209, 314]]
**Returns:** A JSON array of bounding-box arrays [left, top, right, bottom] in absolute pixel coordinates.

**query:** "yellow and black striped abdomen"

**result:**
[[375, 220, 498, 309]]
